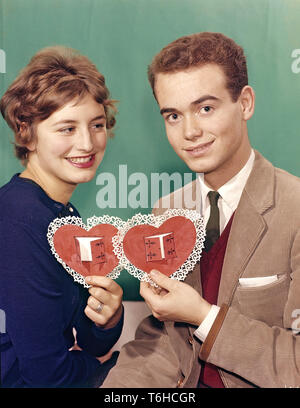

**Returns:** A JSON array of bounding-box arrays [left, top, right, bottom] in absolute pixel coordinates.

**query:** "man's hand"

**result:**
[[84, 276, 123, 329], [140, 269, 211, 326]]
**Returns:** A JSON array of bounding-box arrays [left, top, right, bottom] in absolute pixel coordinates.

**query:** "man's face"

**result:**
[[155, 64, 253, 188]]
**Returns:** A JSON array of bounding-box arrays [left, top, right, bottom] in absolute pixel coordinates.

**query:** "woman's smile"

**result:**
[[66, 154, 96, 168]]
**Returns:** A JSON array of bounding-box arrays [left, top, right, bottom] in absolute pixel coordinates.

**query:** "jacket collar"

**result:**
[[243, 150, 275, 215]]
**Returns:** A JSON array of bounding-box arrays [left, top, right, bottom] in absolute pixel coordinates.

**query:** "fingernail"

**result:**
[[150, 270, 158, 277], [85, 276, 92, 283]]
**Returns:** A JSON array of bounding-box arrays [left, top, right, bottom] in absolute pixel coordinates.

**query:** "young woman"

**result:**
[[0, 46, 123, 387]]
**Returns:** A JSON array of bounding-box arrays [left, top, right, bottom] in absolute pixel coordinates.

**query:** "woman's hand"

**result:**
[[140, 270, 211, 326], [84, 276, 123, 329]]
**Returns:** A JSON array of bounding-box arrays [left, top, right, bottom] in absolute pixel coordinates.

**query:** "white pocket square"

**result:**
[[239, 275, 278, 288]]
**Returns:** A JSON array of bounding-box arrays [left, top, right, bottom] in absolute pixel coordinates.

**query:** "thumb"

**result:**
[[150, 269, 175, 291]]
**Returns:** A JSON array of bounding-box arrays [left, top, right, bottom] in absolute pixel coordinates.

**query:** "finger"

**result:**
[[152, 312, 165, 322], [149, 270, 176, 291], [140, 281, 160, 294], [84, 305, 109, 326], [159, 288, 169, 296], [154, 286, 163, 295], [87, 295, 105, 312], [140, 282, 154, 299], [85, 276, 123, 295], [140, 282, 161, 305], [148, 280, 169, 296], [88, 287, 111, 304]]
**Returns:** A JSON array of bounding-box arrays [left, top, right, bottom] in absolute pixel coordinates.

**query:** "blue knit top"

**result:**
[[0, 174, 123, 387]]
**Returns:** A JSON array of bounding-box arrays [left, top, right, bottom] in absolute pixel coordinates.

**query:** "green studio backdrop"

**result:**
[[0, 0, 299, 300]]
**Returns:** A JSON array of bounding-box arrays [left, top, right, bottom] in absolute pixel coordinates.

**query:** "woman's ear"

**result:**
[[19, 122, 36, 151], [239, 85, 255, 121]]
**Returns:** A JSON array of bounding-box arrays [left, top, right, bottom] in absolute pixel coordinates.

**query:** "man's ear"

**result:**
[[19, 122, 36, 151], [239, 85, 255, 121]]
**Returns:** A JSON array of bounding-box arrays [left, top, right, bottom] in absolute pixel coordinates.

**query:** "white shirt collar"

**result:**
[[198, 149, 255, 214]]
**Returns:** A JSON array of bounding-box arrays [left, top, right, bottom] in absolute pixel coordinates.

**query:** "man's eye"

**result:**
[[200, 106, 212, 114], [167, 113, 179, 122]]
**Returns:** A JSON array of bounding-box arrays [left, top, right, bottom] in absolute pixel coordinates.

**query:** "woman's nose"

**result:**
[[77, 127, 93, 152]]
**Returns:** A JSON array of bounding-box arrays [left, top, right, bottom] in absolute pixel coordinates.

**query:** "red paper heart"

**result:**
[[53, 224, 119, 277], [123, 216, 196, 277]]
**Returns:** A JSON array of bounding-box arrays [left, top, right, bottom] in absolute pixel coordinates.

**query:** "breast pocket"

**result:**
[[235, 274, 290, 327]]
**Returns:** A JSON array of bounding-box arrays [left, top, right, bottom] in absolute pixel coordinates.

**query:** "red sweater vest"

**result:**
[[198, 214, 235, 388]]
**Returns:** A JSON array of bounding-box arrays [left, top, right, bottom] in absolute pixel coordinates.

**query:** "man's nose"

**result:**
[[183, 114, 203, 140]]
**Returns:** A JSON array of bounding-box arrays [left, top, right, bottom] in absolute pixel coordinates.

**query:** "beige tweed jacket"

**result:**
[[103, 151, 300, 388]]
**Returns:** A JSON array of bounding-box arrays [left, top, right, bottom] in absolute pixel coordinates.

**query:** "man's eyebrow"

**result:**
[[52, 115, 106, 126], [160, 95, 220, 115], [191, 95, 220, 105], [160, 107, 178, 115]]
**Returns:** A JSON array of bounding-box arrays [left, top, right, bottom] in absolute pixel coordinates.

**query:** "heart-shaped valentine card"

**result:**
[[48, 215, 125, 287], [112, 209, 205, 283]]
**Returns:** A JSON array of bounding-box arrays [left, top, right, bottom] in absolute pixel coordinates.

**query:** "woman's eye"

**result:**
[[92, 123, 105, 130], [60, 127, 75, 134]]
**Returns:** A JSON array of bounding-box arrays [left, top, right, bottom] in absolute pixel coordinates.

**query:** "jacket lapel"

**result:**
[[217, 151, 276, 306]]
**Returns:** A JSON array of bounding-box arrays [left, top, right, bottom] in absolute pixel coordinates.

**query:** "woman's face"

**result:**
[[27, 93, 107, 195]]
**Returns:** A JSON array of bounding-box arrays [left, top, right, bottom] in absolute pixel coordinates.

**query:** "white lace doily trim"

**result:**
[[112, 209, 205, 285], [47, 216, 125, 288]]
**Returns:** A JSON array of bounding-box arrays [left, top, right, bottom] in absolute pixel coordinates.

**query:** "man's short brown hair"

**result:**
[[148, 32, 248, 102], [0, 46, 117, 162]]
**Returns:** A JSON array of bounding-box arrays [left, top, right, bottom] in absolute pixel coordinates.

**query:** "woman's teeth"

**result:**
[[68, 156, 92, 163]]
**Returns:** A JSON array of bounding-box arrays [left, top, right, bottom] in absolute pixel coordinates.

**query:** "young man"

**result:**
[[103, 32, 300, 388]]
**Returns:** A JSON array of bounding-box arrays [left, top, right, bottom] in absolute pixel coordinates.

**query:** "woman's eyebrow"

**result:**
[[52, 115, 106, 126]]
